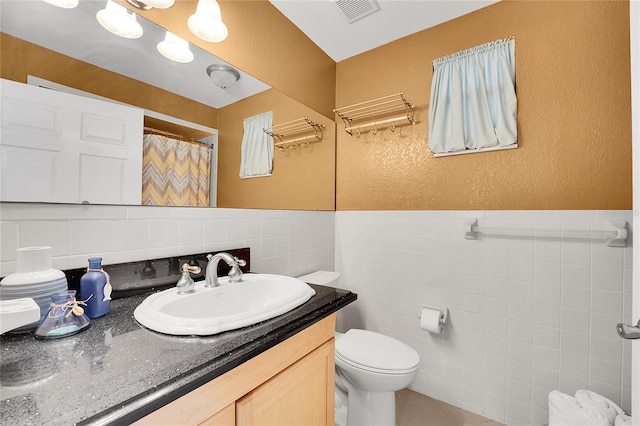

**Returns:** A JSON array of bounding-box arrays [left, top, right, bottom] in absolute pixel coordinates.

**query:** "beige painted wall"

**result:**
[[126, 0, 336, 119], [335, 0, 632, 210], [217, 89, 336, 210]]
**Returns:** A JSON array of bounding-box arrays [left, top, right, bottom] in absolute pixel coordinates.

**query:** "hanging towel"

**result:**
[[549, 390, 584, 426], [615, 413, 632, 426], [575, 409, 619, 426], [548, 390, 612, 426], [575, 389, 625, 425]]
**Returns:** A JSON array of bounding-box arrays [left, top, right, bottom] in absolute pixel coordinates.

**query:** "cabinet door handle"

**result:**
[[617, 320, 640, 339]]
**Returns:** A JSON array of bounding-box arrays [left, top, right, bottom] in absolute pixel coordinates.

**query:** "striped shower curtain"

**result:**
[[141, 134, 211, 207]]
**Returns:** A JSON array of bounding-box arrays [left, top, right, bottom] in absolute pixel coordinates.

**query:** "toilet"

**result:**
[[297, 271, 420, 426]]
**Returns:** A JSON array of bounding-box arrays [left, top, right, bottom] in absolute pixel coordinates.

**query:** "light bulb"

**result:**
[[96, 0, 143, 39], [157, 32, 194, 63], [188, 0, 228, 43], [43, 0, 79, 8], [139, 0, 175, 8]]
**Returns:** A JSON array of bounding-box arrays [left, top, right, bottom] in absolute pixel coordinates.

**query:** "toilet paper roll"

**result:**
[[420, 307, 443, 334]]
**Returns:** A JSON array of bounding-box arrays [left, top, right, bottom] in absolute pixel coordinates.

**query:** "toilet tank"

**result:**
[[297, 271, 340, 286]]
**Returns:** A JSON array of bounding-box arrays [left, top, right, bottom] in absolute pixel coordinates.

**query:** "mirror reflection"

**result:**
[[0, 0, 336, 211]]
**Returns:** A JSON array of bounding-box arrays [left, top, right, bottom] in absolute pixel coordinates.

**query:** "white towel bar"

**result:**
[[464, 219, 627, 247]]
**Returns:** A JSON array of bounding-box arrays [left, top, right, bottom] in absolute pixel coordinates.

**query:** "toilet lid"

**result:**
[[335, 329, 419, 373]]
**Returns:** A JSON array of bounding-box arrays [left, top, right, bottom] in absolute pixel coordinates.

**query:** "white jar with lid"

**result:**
[[0, 247, 68, 332]]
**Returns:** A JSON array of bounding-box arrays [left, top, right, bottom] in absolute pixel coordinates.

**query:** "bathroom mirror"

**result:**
[[0, 0, 336, 211]]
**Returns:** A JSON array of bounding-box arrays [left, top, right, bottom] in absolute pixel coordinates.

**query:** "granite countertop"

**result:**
[[0, 283, 356, 425]]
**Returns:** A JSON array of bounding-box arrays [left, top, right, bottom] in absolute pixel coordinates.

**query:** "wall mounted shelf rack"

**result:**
[[334, 92, 415, 137], [264, 117, 324, 151]]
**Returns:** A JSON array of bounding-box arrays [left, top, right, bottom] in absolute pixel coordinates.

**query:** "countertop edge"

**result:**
[[79, 291, 357, 426]]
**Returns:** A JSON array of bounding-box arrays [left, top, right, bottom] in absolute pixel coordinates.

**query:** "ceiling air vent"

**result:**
[[333, 0, 381, 24]]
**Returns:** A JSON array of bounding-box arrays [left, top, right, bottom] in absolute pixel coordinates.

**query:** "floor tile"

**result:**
[[395, 389, 505, 426]]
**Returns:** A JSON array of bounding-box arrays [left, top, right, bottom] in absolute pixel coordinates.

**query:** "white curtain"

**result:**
[[428, 38, 517, 155], [240, 111, 273, 178]]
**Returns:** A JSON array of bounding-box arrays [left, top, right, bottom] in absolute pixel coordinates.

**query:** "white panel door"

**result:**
[[0, 78, 143, 205], [0, 89, 63, 202]]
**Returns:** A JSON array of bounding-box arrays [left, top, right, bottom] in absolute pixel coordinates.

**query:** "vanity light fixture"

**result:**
[[206, 64, 240, 89], [42, 0, 79, 8], [96, 0, 143, 39], [157, 31, 194, 63], [188, 0, 228, 43], [126, 0, 175, 10], [125, 0, 152, 10]]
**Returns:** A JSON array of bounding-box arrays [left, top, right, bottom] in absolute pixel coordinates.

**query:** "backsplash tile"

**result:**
[[1, 203, 70, 221], [0, 203, 334, 279], [17, 221, 71, 255], [1, 222, 18, 261], [70, 220, 114, 255], [114, 220, 148, 252], [148, 219, 179, 248], [335, 210, 633, 425], [69, 204, 127, 221]]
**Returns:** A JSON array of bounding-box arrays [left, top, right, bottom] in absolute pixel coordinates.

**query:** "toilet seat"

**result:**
[[335, 329, 419, 375], [336, 353, 418, 375]]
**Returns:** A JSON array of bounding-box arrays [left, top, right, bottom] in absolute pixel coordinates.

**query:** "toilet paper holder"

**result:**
[[418, 305, 448, 325]]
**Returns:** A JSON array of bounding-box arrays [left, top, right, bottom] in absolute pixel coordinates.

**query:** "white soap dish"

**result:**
[[0, 298, 41, 334]]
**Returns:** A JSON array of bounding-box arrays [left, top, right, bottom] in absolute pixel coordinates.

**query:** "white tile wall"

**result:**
[[1, 204, 633, 424], [0, 203, 335, 279], [335, 210, 633, 425]]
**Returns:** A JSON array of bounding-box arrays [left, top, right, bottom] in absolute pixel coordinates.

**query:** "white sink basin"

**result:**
[[134, 274, 316, 336]]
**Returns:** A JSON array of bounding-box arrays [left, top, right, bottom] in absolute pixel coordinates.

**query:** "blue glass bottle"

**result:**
[[79, 258, 110, 319]]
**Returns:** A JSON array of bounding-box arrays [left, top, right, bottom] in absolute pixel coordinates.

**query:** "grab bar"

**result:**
[[617, 320, 640, 340], [464, 219, 627, 247]]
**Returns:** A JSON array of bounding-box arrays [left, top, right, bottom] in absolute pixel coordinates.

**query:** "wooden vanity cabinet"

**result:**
[[134, 314, 336, 426], [236, 339, 334, 425], [200, 403, 235, 425]]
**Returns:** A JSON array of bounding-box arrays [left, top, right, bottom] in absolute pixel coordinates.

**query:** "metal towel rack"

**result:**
[[334, 92, 415, 137], [464, 218, 628, 247], [264, 117, 324, 151]]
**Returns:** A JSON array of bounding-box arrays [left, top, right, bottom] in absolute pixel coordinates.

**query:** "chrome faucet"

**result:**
[[205, 252, 246, 287]]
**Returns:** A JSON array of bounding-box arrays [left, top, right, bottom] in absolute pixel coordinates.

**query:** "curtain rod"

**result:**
[[143, 126, 213, 148]]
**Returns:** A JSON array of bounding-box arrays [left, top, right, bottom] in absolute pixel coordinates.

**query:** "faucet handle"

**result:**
[[227, 257, 246, 283], [176, 263, 199, 294], [182, 263, 201, 275]]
